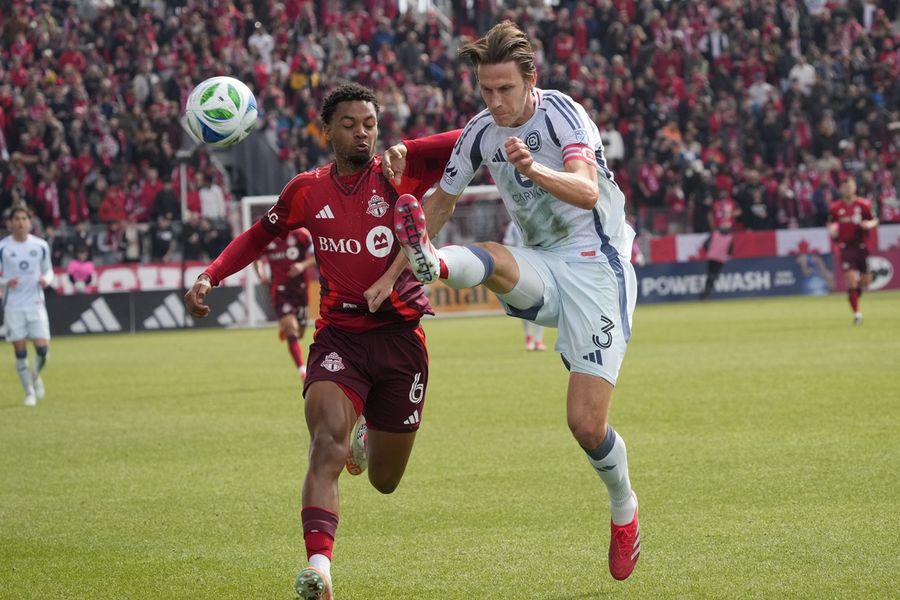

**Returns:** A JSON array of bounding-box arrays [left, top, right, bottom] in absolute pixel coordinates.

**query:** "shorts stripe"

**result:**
[[592, 208, 631, 342]]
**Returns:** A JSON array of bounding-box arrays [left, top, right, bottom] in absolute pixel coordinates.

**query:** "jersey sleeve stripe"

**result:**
[[469, 123, 491, 171], [454, 112, 491, 156], [544, 114, 561, 146], [550, 92, 585, 125], [544, 95, 578, 130]]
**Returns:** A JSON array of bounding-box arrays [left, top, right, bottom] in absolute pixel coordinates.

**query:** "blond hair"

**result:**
[[459, 21, 536, 80]]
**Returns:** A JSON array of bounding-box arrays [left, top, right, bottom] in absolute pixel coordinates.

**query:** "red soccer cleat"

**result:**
[[608, 494, 640, 581], [394, 194, 440, 283]]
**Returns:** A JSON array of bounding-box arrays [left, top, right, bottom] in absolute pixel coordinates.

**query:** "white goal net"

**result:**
[[238, 185, 507, 327]]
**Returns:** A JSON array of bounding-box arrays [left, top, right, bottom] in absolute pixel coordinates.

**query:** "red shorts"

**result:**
[[839, 244, 869, 273], [272, 280, 309, 323], [303, 321, 429, 433]]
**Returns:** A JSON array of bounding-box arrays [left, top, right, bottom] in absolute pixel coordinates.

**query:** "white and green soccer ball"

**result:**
[[183, 76, 258, 148]]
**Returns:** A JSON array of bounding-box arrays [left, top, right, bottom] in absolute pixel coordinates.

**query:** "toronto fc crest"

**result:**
[[321, 352, 345, 372], [366, 193, 389, 218]]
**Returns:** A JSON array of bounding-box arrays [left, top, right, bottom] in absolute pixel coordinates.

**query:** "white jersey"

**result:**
[[440, 88, 634, 264], [0, 234, 53, 311]]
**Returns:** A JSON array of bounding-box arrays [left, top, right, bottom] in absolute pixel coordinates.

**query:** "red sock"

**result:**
[[301, 506, 338, 560], [848, 289, 859, 312], [439, 258, 448, 279], [287, 335, 304, 368]]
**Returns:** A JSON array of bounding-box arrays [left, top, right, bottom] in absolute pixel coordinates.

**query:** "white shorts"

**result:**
[[499, 248, 636, 384], [4, 307, 51, 342]]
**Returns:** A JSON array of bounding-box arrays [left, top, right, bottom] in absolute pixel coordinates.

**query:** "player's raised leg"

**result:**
[[365, 429, 417, 493], [394, 194, 545, 305], [344, 417, 420, 493]]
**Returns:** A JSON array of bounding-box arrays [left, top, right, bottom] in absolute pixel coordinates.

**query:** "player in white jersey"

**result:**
[[0, 205, 54, 406], [389, 21, 641, 580]]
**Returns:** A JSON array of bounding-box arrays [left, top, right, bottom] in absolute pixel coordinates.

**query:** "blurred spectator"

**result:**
[[67, 221, 94, 260], [120, 219, 145, 263], [198, 173, 227, 223], [43, 225, 67, 267], [181, 211, 206, 261], [66, 245, 97, 293], [149, 214, 175, 263], [153, 179, 181, 221]]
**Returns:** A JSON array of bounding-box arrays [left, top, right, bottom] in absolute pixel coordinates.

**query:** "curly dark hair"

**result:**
[[319, 83, 380, 125]]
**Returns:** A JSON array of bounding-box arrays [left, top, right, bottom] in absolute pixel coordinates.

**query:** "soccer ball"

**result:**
[[183, 76, 258, 148]]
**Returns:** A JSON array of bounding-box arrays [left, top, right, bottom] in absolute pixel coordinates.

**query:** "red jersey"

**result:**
[[262, 144, 454, 333], [712, 197, 740, 230], [829, 198, 874, 246], [260, 228, 313, 288]]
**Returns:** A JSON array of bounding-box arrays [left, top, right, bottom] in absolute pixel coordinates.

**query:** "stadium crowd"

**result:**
[[1, 0, 899, 268]]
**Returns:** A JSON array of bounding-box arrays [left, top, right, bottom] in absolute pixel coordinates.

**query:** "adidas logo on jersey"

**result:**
[[70, 298, 123, 333], [316, 205, 335, 219], [403, 410, 420, 426], [491, 148, 505, 163]]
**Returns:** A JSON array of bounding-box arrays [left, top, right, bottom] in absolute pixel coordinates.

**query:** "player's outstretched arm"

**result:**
[[184, 221, 275, 318]]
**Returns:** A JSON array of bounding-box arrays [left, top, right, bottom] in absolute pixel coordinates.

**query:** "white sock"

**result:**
[[585, 426, 637, 525], [496, 261, 544, 310], [309, 553, 331, 579], [439, 245, 493, 288], [16, 358, 34, 394]]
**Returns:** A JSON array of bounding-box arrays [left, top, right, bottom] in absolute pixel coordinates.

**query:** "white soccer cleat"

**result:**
[[853, 312, 862, 326], [295, 565, 333, 600], [24, 392, 37, 407], [394, 194, 440, 283], [32, 373, 45, 400], [345, 414, 368, 476], [299, 365, 307, 381]]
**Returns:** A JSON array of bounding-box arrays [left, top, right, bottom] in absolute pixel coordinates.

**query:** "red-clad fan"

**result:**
[[828, 176, 879, 325], [254, 228, 315, 379], [184, 82, 461, 600]]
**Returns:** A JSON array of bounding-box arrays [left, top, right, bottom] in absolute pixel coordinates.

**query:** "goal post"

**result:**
[[239, 195, 280, 327]]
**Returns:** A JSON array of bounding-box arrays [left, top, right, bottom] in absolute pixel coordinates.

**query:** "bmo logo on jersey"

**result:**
[[318, 226, 394, 258], [366, 226, 394, 258], [318, 236, 362, 255]]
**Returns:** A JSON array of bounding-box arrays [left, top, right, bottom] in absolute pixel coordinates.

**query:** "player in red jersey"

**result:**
[[184, 83, 460, 600], [254, 228, 315, 379], [828, 176, 879, 325], [700, 188, 742, 300]]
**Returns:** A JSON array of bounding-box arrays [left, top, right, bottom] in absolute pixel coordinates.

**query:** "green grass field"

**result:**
[[2, 291, 898, 599]]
